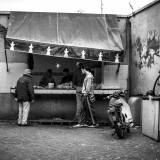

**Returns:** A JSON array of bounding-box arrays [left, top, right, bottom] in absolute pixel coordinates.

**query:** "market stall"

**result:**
[[6, 11, 126, 121]]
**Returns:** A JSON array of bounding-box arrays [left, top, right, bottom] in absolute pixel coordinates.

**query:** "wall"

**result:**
[[102, 64, 128, 90], [130, 2, 160, 95], [0, 14, 28, 92]]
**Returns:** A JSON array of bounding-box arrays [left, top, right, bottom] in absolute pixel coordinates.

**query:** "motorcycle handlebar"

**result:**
[[103, 95, 111, 101], [103, 90, 127, 101]]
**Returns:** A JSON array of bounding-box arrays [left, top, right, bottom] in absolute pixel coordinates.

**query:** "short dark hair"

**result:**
[[91, 70, 94, 76], [47, 69, 52, 74], [84, 66, 91, 73], [63, 68, 69, 73], [81, 65, 91, 73], [78, 63, 84, 69]]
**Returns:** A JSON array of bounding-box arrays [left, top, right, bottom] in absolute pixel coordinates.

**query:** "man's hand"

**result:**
[[14, 98, 18, 101], [83, 92, 88, 96]]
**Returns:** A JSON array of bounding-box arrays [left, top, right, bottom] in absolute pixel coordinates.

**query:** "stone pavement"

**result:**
[[0, 122, 160, 160]]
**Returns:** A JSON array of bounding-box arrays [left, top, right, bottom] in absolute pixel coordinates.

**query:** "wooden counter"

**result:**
[[9, 87, 121, 121], [10, 88, 121, 95]]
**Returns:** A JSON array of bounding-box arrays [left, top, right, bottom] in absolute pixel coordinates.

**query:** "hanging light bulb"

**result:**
[[81, 50, 86, 59], [115, 54, 119, 63], [46, 46, 51, 55], [29, 44, 33, 53], [98, 52, 103, 61], [64, 48, 69, 58], [10, 41, 15, 51], [56, 63, 60, 68]]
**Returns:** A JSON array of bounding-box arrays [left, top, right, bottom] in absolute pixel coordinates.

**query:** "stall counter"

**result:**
[[10, 88, 121, 95], [9, 87, 121, 122]]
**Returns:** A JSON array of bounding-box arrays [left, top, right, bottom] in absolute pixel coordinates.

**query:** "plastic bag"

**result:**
[[89, 94, 96, 103]]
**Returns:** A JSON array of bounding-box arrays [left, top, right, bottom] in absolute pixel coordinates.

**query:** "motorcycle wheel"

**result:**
[[116, 126, 126, 139], [127, 128, 130, 133]]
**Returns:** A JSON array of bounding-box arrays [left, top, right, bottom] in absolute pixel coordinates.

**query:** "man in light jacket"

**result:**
[[81, 66, 98, 127]]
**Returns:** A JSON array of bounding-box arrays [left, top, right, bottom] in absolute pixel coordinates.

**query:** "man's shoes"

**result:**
[[95, 123, 99, 127], [72, 124, 89, 128], [88, 123, 99, 128], [81, 124, 89, 127], [73, 124, 83, 128], [21, 123, 31, 126]]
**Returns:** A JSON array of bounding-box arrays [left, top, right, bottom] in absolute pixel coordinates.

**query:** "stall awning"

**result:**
[[6, 11, 124, 62]]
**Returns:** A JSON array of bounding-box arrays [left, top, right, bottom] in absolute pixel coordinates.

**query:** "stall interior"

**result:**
[[29, 53, 102, 90], [26, 52, 127, 91]]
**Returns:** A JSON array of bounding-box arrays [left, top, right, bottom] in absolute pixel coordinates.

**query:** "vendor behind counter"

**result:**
[[39, 69, 56, 88], [60, 68, 73, 84]]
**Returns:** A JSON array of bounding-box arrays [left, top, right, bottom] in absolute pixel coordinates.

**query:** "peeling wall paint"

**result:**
[[130, 2, 160, 95], [135, 30, 160, 69]]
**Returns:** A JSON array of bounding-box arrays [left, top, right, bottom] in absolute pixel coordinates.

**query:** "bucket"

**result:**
[[128, 97, 142, 126]]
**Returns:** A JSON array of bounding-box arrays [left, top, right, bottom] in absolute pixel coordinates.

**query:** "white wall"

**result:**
[[102, 64, 128, 89], [0, 62, 28, 93], [130, 2, 160, 95]]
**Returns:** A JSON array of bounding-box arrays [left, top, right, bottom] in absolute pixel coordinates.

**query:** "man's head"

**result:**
[[76, 62, 84, 69], [78, 62, 84, 69], [24, 69, 31, 75], [63, 68, 69, 76], [81, 65, 91, 74], [47, 69, 53, 77]]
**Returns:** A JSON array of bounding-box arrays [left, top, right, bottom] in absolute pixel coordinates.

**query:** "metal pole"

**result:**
[[126, 18, 131, 97], [100, 0, 103, 14], [4, 35, 9, 72]]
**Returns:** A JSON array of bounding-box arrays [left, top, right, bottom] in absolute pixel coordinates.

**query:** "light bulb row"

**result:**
[[10, 41, 119, 63]]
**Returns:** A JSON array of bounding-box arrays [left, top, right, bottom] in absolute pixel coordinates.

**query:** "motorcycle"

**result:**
[[104, 90, 134, 139]]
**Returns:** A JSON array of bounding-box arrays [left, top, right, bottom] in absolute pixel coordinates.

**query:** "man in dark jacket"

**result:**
[[15, 69, 34, 126], [60, 68, 73, 84], [39, 69, 56, 88], [72, 62, 86, 127]]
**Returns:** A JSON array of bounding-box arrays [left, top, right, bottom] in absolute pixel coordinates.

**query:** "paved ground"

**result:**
[[0, 123, 160, 160]]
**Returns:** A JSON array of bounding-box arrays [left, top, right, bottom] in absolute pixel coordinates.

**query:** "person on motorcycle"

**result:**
[[106, 90, 134, 138], [107, 91, 123, 127]]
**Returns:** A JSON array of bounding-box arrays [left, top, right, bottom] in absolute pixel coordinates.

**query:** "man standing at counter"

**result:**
[[15, 69, 34, 126], [72, 62, 85, 127], [81, 66, 97, 127]]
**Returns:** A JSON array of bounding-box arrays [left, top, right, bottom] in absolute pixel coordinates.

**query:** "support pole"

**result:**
[[4, 36, 9, 72], [116, 63, 121, 74], [126, 18, 132, 97], [101, 62, 104, 85], [100, 0, 103, 14]]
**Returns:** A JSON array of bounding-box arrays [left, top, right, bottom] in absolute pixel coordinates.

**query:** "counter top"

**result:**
[[10, 88, 121, 95], [143, 95, 160, 100]]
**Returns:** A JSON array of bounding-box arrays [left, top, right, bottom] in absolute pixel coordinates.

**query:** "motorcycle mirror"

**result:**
[[103, 95, 110, 101]]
